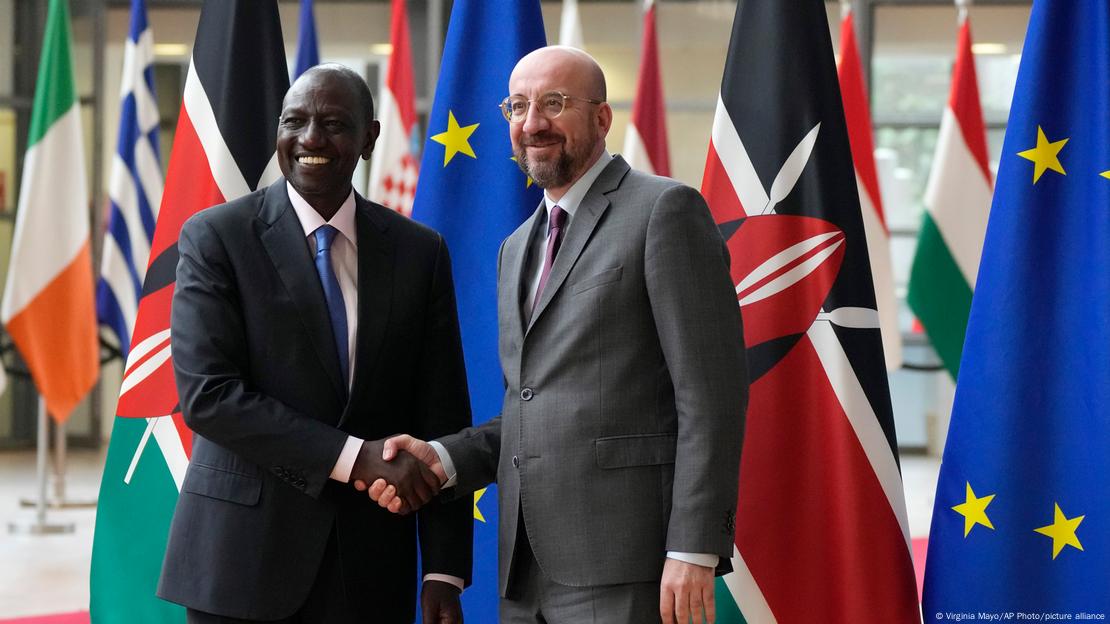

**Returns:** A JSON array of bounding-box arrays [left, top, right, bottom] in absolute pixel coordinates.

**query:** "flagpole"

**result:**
[[47, 419, 96, 509], [8, 399, 74, 534]]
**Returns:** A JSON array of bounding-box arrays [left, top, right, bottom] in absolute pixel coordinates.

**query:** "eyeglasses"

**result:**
[[499, 91, 605, 123]]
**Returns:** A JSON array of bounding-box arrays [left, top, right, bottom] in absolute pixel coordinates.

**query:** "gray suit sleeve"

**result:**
[[644, 184, 748, 557]]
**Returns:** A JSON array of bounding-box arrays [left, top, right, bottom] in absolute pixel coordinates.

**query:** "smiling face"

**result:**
[[508, 47, 612, 199], [276, 66, 379, 219]]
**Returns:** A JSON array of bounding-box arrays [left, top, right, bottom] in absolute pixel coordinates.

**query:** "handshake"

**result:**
[[350, 435, 441, 514]]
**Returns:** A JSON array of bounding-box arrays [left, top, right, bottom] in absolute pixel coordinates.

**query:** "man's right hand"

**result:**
[[362, 434, 444, 514], [349, 438, 440, 513]]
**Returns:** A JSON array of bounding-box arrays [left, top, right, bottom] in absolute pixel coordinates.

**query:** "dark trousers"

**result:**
[[186, 527, 358, 624]]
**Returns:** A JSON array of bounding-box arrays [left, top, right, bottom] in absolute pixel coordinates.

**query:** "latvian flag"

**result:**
[[622, 0, 670, 177], [907, 11, 992, 381], [700, 1, 920, 621], [837, 4, 902, 371], [90, 2, 288, 621], [367, 0, 420, 216]]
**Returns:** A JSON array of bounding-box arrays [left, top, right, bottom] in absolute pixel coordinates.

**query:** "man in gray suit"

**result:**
[[370, 46, 747, 624]]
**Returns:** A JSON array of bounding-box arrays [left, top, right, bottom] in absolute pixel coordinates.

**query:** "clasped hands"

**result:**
[[351, 435, 441, 514]]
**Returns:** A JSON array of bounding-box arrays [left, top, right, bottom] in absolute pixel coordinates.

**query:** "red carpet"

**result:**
[[0, 541, 929, 621], [913, 536, 928, 599], [0, 613, 88, 624]]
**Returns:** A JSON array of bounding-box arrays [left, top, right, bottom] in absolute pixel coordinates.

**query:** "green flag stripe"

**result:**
[[907, 213, 973, 379], [27, 0, 78, 147], [715, 576, 750, 624], [90, 417, 185, 624]]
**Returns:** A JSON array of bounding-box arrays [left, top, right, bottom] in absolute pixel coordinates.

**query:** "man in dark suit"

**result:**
[[372, 47, 748, 624], [157, 64, 472, 624]]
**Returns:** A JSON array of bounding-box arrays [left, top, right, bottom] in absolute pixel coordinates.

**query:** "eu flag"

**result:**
[[292, 0, 318, 81], [410, 1, 545, 619], [923, 0, 1110, 616]]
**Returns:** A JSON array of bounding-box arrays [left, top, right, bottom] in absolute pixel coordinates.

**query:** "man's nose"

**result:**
[[301, 119, 326, 147], [520, 102, 549, 135]]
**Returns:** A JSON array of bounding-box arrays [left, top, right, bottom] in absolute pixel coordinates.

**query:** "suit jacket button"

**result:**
[[512, 455, 520, 468], [520, 388, 534, 401]]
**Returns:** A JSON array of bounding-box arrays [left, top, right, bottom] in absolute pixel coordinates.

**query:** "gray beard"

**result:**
[[515, 147, 575, 190]]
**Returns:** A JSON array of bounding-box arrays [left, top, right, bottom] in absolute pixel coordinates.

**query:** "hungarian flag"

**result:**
[[836, 5, 902, 371], [906, 12, 992, 380], [622, 0, 670, 177], [1, 0, 99, 421], [90, 2, 288, 621], [367, 0, 419, 216], [700, 1, 919, 621]]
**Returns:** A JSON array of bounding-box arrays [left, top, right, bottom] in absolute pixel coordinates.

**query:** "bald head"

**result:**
[[512, 46, 607, 102], [507, 46, 612, 198]]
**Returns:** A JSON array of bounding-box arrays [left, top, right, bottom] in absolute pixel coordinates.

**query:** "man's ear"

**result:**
[[597, 102, 613, 139], [363, 119, 381, 160]]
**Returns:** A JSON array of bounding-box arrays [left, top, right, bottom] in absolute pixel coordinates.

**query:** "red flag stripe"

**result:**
[[700, 144, 747, 222], [736, 338, 919, 622], [950, 16, 992, 186], [387, 0, 417, 133], [629, 1, 670, 176], [836, 9, 886, 228]]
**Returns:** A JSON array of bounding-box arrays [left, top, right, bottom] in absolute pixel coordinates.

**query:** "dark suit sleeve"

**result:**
[[172, 215, 348, 498], [644, 184, 749, 557], [413, 237, 475, 585]]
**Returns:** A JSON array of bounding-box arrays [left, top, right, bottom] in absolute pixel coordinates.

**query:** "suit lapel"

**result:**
[[527, 157, 629, 332], [258, 181, 347, 402], [507, 202, 546, 340], [341, 198, 394, 425]]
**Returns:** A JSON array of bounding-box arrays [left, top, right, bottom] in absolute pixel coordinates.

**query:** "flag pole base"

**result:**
[[18, 497, 97, 510], [7, 520, 75, 535]]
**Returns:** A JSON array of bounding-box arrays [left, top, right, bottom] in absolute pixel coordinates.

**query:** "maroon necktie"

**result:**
[[531, 205, 567, 314]]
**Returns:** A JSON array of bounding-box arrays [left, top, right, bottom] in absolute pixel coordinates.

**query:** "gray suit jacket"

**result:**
[[440, 156, 747, 595]]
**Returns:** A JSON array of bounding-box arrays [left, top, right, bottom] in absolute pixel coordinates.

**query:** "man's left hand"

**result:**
[[421, 579, 463, 624], [660, 558, 715, 624]]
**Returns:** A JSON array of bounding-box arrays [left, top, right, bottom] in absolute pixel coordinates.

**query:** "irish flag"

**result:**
[[907, 12, 992, 380], [1, 0, 99, 422]]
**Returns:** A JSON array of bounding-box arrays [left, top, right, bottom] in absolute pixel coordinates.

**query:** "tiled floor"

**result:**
[[0, 449, 941, 619]]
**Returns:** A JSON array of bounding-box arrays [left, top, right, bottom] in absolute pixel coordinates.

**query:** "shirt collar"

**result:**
[[286, 182, 358, 248], [543, 150, 613, 220]]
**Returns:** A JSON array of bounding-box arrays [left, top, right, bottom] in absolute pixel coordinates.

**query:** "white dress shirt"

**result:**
[[432, 153, 717, 571], [289, 184, 464, 590]]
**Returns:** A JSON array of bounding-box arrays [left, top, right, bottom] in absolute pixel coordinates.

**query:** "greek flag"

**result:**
[[96, 0, 161, 357]]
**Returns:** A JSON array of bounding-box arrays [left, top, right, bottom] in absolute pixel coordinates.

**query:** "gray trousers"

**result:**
[[500, 523, 661, 624]]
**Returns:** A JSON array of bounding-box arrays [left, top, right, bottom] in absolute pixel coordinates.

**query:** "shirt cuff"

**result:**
[[428, 440, 458, 487], [423, 573, 465, 592], [329, 436, 364, 483], [667, 551, 719, 569]]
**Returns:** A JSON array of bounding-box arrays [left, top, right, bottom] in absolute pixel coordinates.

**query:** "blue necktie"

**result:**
[[314, 225, 349, 391]]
